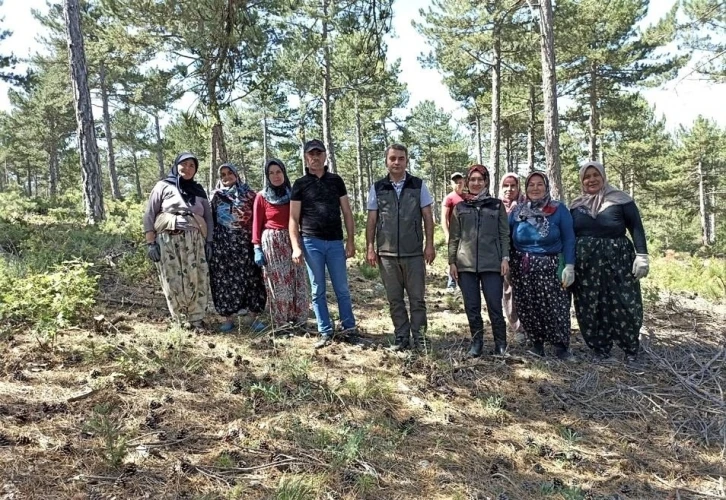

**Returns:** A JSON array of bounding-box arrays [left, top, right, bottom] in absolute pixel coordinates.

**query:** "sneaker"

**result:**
[[527, 342, 545, 357], [314, 335, 332, 349], [250, 319, 266, 333], [219, 320, 235, 333]]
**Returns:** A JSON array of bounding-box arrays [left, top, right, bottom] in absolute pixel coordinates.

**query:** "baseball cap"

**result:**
[[450, 172, 464, 181], [304, 139, 326, 153]]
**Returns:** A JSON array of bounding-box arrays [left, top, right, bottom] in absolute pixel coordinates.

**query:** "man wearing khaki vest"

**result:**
[[365, 144, 436, 351]]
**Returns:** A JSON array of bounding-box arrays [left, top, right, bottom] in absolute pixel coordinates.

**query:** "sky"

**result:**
[[0, 0, 724, 131]]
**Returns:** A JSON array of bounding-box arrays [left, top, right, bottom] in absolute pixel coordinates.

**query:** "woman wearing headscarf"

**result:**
[[143, 152, 213, 328], [209, 163, 267, 332], [252, 159, 310, 329], [510, 172, 576, 360], [448, 165, 510, 357], [570, 161, 648, 367], [499, 173, 526, 342]]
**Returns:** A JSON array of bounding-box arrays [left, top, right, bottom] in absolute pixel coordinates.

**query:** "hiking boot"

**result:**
[[389, 335, 410, 352], [468, 334, 484, 358], [592, 351, 618, 365], [555, 344, 575, 362], [314, 335, 332, 349], [528, 342, 545, 357]]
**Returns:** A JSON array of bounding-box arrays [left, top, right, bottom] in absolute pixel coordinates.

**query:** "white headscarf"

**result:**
[[569, 161, 633, 218]]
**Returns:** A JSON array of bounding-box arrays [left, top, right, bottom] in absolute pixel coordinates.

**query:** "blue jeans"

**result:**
[[302, 237, 355, 335]]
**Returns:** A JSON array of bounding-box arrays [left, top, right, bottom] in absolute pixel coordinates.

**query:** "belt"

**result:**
[[165, 229, 185, 235]]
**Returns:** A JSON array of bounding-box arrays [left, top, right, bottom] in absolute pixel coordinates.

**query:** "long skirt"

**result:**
[[510, 250, 571, 347], [261, 228, 309, 326], [156, 230, 209, 323], [209, 224, 266, 317], [502, 272, 523, 333], [573, 236, 642, 356]]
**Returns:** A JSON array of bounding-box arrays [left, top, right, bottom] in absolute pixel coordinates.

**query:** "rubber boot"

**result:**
[[389, 335, 410, 352], [493, 327, 508, 356], [468, 333, 484, 357]]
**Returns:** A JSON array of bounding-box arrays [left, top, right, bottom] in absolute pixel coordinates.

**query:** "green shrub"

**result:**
[[645, 256, 726, 301], [0, 260, 98, 343]]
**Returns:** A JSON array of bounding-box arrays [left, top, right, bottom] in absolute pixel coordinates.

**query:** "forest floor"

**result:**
[[1, 259, 725, 500]]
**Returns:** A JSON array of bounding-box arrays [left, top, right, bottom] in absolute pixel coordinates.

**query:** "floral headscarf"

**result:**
[[514, 172, 559, 237], [570, 161, 632, 218], [499, 173, 525, 214], [211, 163, 254, 229]]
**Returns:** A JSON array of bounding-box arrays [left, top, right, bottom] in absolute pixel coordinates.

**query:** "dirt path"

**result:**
[[1, 266, 725, 499]]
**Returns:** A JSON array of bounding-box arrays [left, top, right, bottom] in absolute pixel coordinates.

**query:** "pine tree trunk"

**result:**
[[154, 112, 165, 179], [528, 84, 536, 173], [26, 162, 32, 196], [208, 93, 228, 193], [698, 160, 710, 246], [708, 191, 716, 244], [475, 111, 483, 164], [297, 97, 307, 175], [588, 63, 599, 162], [355, 96, 365, 213], [536, 0, 563, 199], [490, 30, 501, 193], [48, 143, 58, 199], [99, 62, 121, 200], [321, 0, 336, 173], [132, 150, 142, 200], [64, 0, 104, 223]]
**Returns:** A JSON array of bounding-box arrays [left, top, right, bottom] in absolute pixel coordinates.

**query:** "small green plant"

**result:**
[[214, 452, 237, 468], [341, 376, 393, 409], [539, 482, 556, 495], [274, 475, 316, 500], [250, 381, 284, 403], [558, 426, 582, 444], [84, 403, 128, 470], [482, 394, 506, 410], [560, 485, 587, 500], [358, 262, 379, 280]]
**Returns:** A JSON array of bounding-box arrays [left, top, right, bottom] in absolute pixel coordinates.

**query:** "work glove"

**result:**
[[561, 264, 575, 288], [632, 254, 649, 280], [146, 242, 161, 263], [204, 242, 214, 262], [254, 247, 266, 267]]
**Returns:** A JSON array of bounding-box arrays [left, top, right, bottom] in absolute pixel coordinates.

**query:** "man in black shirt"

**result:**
[[290, 139, 357, 348]]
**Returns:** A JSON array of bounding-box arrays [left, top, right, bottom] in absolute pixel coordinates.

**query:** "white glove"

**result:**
[[561, 264, 575, 288], [632, 254, 649, 279]]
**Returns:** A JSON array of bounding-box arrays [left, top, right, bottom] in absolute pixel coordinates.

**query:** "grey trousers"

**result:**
[[378, 255, 427, 340]]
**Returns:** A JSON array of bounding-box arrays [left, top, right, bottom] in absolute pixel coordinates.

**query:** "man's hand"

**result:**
[[345, 239, 355, 259], [449, 263, 458, 281], [424, 244, 436, 265], [366, 247, 377, 267], [500, 260, 509, 277], [292, 248, 303, 265]]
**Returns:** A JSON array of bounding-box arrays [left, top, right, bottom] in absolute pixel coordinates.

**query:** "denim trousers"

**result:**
[[302, 236, 355, 335]]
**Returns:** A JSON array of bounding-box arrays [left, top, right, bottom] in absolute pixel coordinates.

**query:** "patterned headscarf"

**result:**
[[570, 161, 633, 218], [514, 172, 559, 237], [499, 172, 525, 214], [463, 164, 491, 202], [163, 152, 207, 205], [211, 163, 251, 202], [261, 158, 292, 205]]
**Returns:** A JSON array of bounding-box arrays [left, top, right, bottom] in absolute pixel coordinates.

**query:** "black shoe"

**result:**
[[493, 343, 507, 356], [555, 344, 575, 362], [468, 335, 484, 357], [624, 354, 644, 373], [528, 342, 545, 357], [592, 351, 618, 365], [314, 335, 332, 349], [389, 336, 410, 352], [411, 335, 428, 353]]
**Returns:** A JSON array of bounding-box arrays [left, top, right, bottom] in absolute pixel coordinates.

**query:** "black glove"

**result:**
[[147, 242, 161, 263], [205, 242, 214, 262]]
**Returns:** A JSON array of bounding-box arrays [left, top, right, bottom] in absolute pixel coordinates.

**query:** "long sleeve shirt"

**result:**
[[570, 201, 647, 254], [143, 181, 213, 242], [252, 193, 291, 245], [510, 203, 576, 265]]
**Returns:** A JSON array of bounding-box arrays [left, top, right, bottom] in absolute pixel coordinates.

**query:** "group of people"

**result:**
[[143, 141, 649, 366]]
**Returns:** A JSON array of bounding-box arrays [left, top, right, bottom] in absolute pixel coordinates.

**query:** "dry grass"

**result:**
[[1, 266, 725, 499]]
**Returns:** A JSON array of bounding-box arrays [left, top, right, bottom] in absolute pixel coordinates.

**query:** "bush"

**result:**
[[0, 260, 98, 343], [645, 256, 726, 301]]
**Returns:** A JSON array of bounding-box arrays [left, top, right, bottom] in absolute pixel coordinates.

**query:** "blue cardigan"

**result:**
[[509, 203, 576, 265]]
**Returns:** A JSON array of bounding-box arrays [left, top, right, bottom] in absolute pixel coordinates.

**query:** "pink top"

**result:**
[[252, 193, 290, 245], [442, 191, 464, 223]]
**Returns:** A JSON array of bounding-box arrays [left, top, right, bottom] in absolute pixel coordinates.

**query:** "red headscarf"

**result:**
[[463, 164, 491, 202]]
